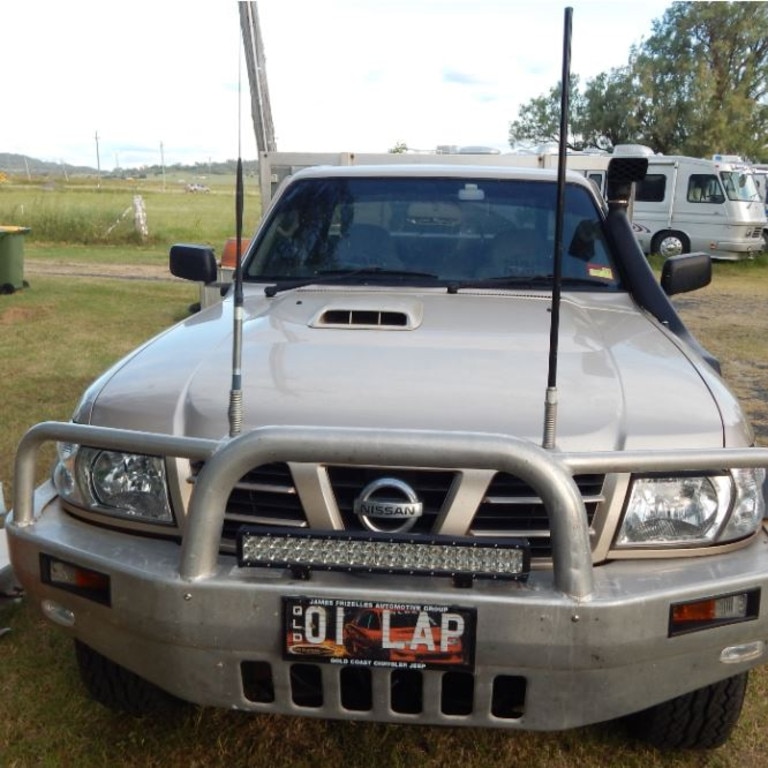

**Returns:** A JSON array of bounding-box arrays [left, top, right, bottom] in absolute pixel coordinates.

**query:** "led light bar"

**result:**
[[237, 528, 529, 581]]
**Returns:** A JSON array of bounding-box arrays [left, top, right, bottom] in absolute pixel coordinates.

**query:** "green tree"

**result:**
[[634, 1, 768, 157], [509, 2, 768, 159], [508, 75, 587, 150], [580, 66, 639, 149]]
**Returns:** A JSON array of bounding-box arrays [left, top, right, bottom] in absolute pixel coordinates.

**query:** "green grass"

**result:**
[[0, 174, 261, 247], [0, 276, 198, 498]]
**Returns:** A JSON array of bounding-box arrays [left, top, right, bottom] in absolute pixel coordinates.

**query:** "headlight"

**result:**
[[53, 443, 174, 525], [617, 468, 765, 548]]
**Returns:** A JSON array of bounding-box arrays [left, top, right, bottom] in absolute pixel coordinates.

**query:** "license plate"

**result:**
[[283, 597, 476, 670]]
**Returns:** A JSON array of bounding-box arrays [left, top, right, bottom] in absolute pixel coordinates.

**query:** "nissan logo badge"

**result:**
[[353, 477, 423, 533]]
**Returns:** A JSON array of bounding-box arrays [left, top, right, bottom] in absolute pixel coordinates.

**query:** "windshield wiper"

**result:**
[[264, 267, 438, 297], [446, 275, 612, 293]]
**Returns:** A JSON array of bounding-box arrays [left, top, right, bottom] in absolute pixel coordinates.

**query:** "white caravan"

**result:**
[[257, 150, 611, 211], [629, 148, 766, 260]]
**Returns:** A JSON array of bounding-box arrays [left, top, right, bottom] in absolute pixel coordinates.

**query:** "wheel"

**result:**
[[74, 639, 183, 714], [651, 231, 690, 258], [0, 283, 15, 295], [624, 672, 748, 750]]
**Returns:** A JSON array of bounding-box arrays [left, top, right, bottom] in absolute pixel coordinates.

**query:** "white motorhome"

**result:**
[[629, 147, 766, 260]]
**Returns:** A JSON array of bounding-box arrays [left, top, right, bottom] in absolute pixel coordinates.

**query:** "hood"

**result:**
[[85, 286, 737, 451]]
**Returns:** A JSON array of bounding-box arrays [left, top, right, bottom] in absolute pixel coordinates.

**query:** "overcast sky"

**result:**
[[1, 0, 671, 169]]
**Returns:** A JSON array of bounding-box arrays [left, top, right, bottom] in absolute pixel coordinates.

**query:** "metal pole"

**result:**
[[239, 1, 277, 153], [94, 130, 101, 190]]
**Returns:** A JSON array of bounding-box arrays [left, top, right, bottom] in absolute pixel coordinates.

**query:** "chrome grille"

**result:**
[[190, 461, 305, 549], [473, 473, 604, 558], [190, 461, 605, 559]]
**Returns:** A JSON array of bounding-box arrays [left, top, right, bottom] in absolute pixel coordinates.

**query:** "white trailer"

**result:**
[[630, 149, 766, 260], [258, 150, 610, 211]]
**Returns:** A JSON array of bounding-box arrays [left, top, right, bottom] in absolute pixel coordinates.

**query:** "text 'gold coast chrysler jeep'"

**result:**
[[7, 158, 768, 750]]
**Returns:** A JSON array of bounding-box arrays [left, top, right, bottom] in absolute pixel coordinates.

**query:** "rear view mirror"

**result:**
[[169, 244, 218, 284], [660, 252, 712, 296]]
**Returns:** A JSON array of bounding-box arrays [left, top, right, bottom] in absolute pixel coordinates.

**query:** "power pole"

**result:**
[[95, 130, 102, 190], [239, 1, 276, 153], [160, 141, 166, 191]]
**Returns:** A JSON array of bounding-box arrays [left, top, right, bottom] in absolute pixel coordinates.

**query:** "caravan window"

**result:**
[[687, 175, 725, 204], [635, 174, 666, 203], [719, 171, 760, 203]]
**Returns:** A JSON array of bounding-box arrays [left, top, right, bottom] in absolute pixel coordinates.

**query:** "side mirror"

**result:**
[[661, 252, 712, 296], [169, 244, 218, 284]]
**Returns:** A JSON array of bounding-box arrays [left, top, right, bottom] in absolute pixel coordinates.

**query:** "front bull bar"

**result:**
[[12, 421, 768, 601]]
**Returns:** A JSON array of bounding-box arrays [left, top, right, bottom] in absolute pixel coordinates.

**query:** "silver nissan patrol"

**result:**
[[7, 160, 768, 750]]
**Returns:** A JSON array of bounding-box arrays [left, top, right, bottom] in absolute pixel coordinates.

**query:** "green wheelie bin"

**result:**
[[0, 226, 30, 293]]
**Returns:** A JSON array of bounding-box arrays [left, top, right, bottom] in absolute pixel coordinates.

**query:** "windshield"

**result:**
[[720, 170, 761, 202], [245, 176, 621, 288]]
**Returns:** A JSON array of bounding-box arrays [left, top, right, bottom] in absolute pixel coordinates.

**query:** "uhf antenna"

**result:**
[[542, 6, 573, 450], [228, 37, 246, 438]]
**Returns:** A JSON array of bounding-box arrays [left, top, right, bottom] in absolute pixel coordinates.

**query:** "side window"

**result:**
[[586, 172, 605, 196], [635, 174, 666, 202], [687, 174, 725, 204]]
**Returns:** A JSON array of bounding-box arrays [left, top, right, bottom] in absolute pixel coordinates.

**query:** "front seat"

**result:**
[[478, 229, 545, 277], [333, 224, 401, 269]]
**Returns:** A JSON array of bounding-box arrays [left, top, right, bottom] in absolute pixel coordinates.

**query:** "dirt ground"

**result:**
[[673, 286, 768, 444], [24, 258, 175, 282]]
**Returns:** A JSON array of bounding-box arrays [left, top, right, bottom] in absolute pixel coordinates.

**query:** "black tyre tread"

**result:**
[[75, 639, 182, 715], [626, 672, 748, 750]]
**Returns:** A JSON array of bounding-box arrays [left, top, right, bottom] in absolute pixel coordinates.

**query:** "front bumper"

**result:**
[[8, 423, 768, 730], [708, 237, 764, 260]]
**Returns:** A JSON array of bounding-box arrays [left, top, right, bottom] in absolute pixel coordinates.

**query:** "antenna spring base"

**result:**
[[228, 390, 243, 437], [542, 387, 558, 450]]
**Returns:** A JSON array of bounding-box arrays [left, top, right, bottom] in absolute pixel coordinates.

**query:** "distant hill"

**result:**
[[0, 152, 98, 176], [0, 152, 258, 178]]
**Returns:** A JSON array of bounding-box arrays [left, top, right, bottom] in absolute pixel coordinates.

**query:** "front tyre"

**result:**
[[625, 673, 748, 750], [651, 230, 690, 258], [75, 639, 183, 715]]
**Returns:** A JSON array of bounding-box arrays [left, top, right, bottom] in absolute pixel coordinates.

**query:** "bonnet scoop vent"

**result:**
[[320, 309, 409, 328], [311, 302, 422, 330]]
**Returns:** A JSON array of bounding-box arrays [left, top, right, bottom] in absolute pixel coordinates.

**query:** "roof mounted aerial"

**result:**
[[542, 6, 573, 451]]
